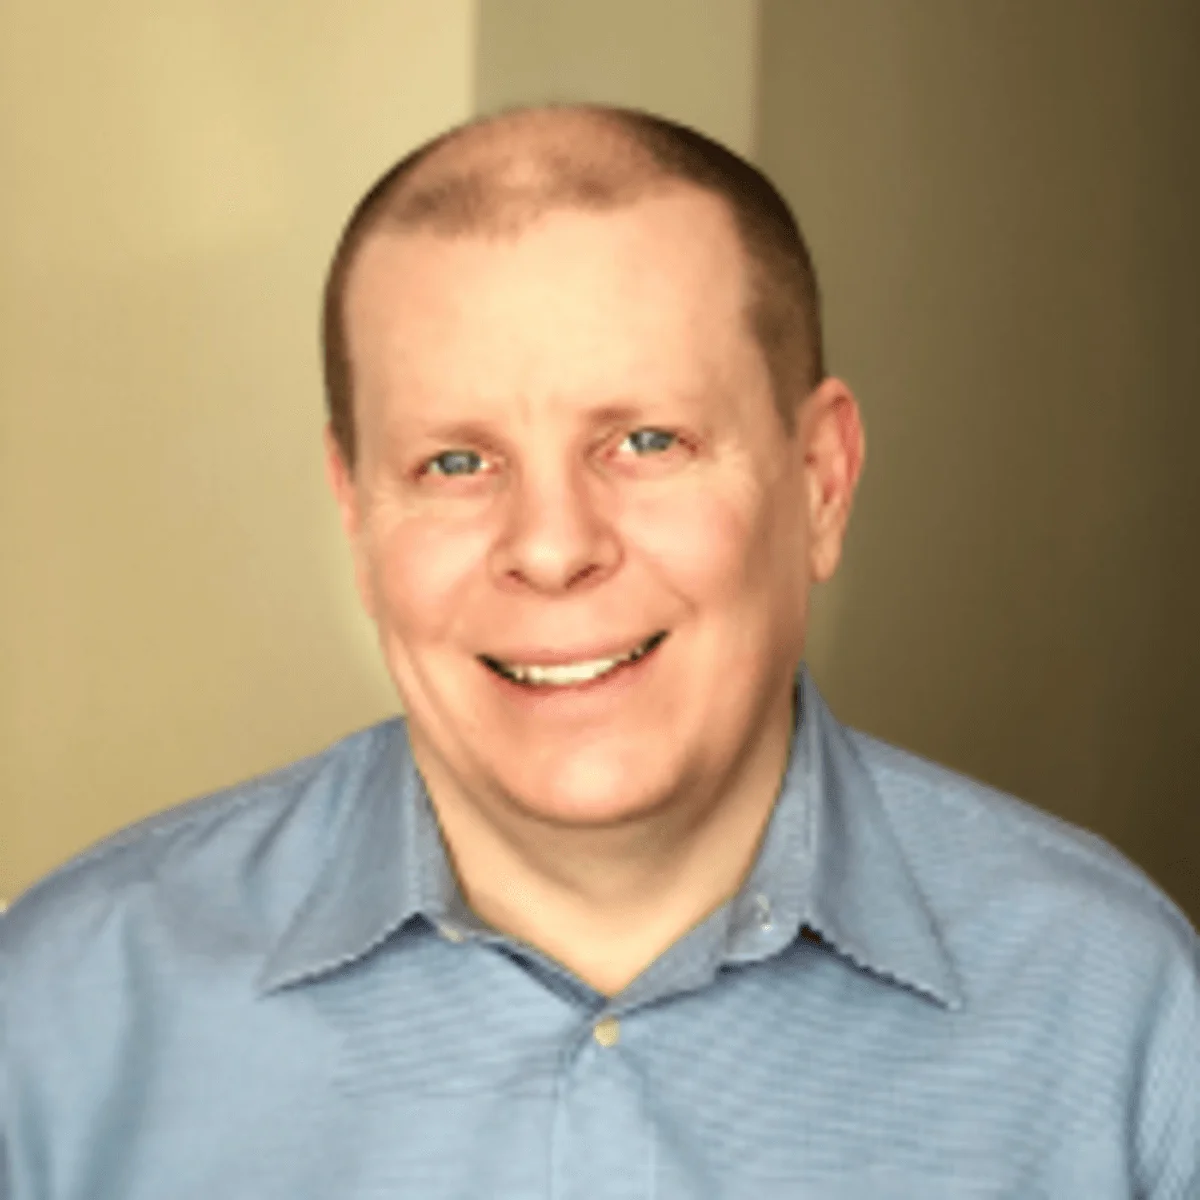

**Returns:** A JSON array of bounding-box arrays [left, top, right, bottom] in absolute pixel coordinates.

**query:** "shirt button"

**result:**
[[753, 893, 773, 932], [438, 923, 465, 943], [593, 1016, 621, 1047]]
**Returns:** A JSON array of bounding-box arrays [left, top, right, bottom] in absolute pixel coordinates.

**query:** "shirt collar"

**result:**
[[257, 728, 448, 992], [259, 668, 962, 1010], [795, 674, 963, 1008]]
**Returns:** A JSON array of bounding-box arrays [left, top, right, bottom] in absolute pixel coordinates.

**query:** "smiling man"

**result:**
[[1, 107, 1197, 1198], [322, 109, 842, 1002]]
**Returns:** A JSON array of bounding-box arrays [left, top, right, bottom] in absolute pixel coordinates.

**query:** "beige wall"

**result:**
[[759, 0, 1200, 920], [2, 0, 765, 903], [0, 1, 476, 900], [6, 2, 1196, 926], [475, 0, 760, 154]]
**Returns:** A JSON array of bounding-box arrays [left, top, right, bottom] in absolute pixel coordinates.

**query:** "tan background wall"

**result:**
[[475, 0, 759, 154], [0, 0, 763, 904], [0, 1, 476, 900], [760, 0, 1200, 920], [5, 2, 1197, 925]]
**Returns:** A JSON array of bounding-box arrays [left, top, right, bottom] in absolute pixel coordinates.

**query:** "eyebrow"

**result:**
[[584, 403, 655, 427], [400, 419, 506, 449], [396, 401, 679, 447]]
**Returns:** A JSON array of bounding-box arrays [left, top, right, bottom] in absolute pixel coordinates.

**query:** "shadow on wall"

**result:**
[[758, 0, 1200, 921]]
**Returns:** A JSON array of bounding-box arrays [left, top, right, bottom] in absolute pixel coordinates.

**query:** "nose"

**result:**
[[488, 458, 621, 594]]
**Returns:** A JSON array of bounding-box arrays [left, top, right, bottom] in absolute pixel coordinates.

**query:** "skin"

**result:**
[[327, 182, 864, 996]]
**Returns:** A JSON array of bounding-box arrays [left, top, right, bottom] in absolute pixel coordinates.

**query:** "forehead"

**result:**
[[343, 188, 762, 421]]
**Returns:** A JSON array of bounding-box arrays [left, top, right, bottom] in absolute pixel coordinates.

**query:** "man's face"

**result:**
[[330, 187, 847, 829]]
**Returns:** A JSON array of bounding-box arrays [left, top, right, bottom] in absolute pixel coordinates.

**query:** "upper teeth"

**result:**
[[495, 634, 661, 687]]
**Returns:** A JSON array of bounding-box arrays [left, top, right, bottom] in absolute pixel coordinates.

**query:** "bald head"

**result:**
[[369, 108, 666, 236], [322, 105, 824, 465]]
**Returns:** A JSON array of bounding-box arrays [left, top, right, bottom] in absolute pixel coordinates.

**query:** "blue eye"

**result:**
[[624, 428, 676, 455], [427, 450, 483, 477]]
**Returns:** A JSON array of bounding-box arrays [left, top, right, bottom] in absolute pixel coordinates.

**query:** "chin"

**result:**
[[494, 748, 675, 828]]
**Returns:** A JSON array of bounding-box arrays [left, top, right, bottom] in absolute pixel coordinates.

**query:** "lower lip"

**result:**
[[480, 636, 667, 714]]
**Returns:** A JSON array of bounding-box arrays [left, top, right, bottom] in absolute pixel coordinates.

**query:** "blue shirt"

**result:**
[[2, 669, 1197, 1198]]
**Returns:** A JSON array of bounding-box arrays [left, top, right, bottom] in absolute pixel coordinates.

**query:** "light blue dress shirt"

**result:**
[[2, 669, 1197, 1198]]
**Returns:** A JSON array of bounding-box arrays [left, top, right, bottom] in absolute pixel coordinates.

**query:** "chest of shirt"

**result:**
[[5, 930, 1139, 1199]]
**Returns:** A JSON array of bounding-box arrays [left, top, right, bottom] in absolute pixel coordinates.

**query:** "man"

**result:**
[[1, 105, 1196, 1197]]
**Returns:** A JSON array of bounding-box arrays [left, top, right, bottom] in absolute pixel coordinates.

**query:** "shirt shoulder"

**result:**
[[847, 728, 1197, 946], [0, 721, 402, 983], [844, 727, 1199, 1076], [843, 730, 1199, 1194]]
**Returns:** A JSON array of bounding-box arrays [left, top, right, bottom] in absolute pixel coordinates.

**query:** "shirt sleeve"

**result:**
[[1136, 931, 1200, 1198], [0, 1095, 9, 1200], [1, 943, 11, 1200]]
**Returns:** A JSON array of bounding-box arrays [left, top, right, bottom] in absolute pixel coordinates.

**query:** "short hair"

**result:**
[[321, 105, 824, 467]]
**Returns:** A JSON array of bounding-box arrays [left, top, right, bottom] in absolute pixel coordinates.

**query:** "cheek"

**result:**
[[626, 472, 811, 629], [625, 486, 766, 599], [365, 512, 492, 640]]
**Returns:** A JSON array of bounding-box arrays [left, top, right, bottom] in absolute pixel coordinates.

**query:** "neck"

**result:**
[[416, 692, 797, 997]]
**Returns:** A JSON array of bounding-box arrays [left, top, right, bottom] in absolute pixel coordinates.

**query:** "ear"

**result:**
[[800, 377, 866, 583], [323, 426, 376, 619], [324, 426, 360, 536]]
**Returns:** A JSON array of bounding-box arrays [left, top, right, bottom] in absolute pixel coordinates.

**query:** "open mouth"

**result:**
[[480, 630, 668, 688]]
